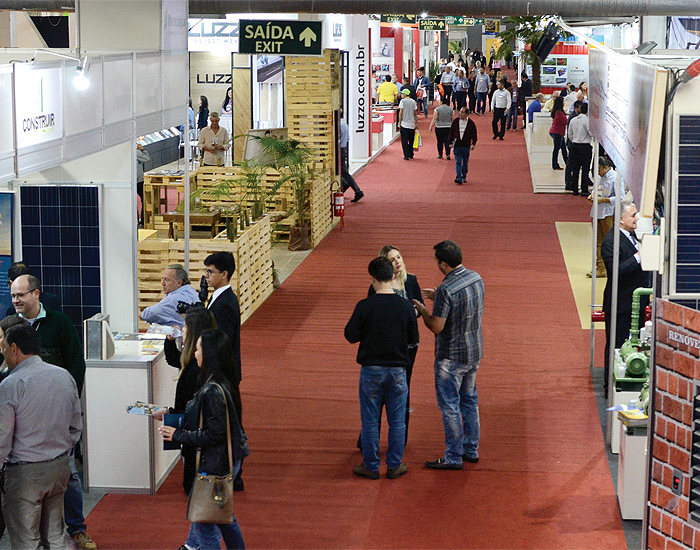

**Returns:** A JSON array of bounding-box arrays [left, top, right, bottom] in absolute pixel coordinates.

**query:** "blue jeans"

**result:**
[[476, 92, 487, 114], [434, 358, 480, 464], [65, 447, 86, 536], [191, 461, 244, 549], [359, 366, 408, 471], [506, 104, 518, 129], [550, 133, 568, 169], [453, 146, 471, 182], [418, 97, 428, 115]]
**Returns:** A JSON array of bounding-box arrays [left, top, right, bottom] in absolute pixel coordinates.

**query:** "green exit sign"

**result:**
[[239, 20, 323, 55]]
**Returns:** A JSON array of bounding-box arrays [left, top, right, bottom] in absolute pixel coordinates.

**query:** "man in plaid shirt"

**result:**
[[413, 240, 484, 469]]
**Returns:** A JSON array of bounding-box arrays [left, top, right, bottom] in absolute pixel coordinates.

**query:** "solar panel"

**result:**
[[674, 115, 700, 295]]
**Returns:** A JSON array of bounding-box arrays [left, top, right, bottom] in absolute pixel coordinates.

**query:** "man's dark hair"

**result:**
[[4, 324, 41, 356], [521, 71, 528, 80], [418, 66, 425, 72], [441, 96, 450, 104], [573, 100, 583, 110], [434, 240, 463, 268], [368, 257, 393, 282], [385, 75, 392, 82], [0, 315, 29, 334], [580, 103, 588, 115], [204, 252, 236, 281], [8, 262, 31, 283]]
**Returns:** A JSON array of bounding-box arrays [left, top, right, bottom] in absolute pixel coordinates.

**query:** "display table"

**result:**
[[371, 116, 384, 153], [162, 211, 221, 239], [617, 423, 648, 520], [84, 337, 179, 494]]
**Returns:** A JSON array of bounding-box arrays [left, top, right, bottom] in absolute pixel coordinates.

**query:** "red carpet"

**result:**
[[88, 102, 626, 549]]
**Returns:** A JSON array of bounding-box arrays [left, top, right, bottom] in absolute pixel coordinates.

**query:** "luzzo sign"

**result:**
[[14, 65, 63, 149], [188, 19, 239, 52]]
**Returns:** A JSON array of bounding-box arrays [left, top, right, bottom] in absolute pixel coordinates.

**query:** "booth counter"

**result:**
[[84, 337, 179, 494]]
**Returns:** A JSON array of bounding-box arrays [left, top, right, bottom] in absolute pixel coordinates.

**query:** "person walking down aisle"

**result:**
[[448, 107, 478, 185], [491, 80, 511, 140], [413, 67, 431, 117], [413, 241, 484, 469], [549, 96, 568, 170], [345, 257, 419, 480], [160, 330, 250, 550], [339, 117, 364, 202], [0, 324, 83, 550], [519, 72, 533, 128], [440, 65, 456, 104], [475, 68, 490, 115], [429, 97, 454, 160], [398, 89, 417, 161], [505, 80, 518, 132]]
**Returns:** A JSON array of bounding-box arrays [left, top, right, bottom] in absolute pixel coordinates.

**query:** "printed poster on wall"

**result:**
[[0, 193, 13, 317], [541, 55, 588, 87]]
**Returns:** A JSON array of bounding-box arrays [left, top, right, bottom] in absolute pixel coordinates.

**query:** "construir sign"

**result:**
[[239, 20, 323, 55]]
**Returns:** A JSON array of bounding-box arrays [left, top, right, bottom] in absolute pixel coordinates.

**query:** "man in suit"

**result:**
[[601, 202, 651, 397], [203, 251, 244, 490]]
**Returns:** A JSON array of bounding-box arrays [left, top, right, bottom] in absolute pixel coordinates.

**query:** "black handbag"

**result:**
[[186, 383, 234, 524]]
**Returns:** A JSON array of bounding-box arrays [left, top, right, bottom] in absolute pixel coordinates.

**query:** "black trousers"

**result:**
[[492, 107, 507, 138], [435, 127, 451, 157], [441, 83, 453, 103], [453, 91, 467, 111], [400, 127, 415, 159], [570, 142, 593, 193], [340, 147, 361, 194]]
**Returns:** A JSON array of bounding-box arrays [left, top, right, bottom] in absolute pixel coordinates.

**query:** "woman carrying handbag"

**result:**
[[161, 329, 249, 550]]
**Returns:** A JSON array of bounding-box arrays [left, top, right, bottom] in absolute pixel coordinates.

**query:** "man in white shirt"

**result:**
[[490, 80, 512, 140], [398, 89, 417, 161], [567, 103, 593, 195], [198, 112, 230, 166], [440, 66, 456, 104]]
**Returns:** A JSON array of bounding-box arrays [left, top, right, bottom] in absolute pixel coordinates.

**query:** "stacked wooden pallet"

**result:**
[[143, 172, 197, 229], [137, 216, 273, 330]]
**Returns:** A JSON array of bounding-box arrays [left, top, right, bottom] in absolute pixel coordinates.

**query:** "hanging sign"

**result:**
[[380, 14, 418, 27], [484, 19, 501, 34], [239, 20, 323, 55], [419, 18, 446, 31], [446, 16, 484, 27]]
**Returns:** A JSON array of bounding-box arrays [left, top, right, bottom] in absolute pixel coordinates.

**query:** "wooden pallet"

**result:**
[[137, 216, 273, 330]]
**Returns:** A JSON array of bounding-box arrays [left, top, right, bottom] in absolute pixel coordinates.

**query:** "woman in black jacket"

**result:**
[[155, 307, 216, 494], [161, 329, 249, 550], [197, 95, 209, 130], [358, 245, 423, 448]]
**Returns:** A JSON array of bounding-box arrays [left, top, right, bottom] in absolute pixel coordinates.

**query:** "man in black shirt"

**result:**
[[345, 257, 419, 480]]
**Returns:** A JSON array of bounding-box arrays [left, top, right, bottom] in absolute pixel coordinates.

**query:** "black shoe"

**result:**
[[351, 192, 364, 203], [233, 477, 244, 491], [403, 157, 410, 160], [492, 136, 498, 140], [437, 155, 443, 159], [462, 454, 479, 463], [454, 178, 461, 184], [446, 155, 451, 160], [425, 457, 463, 470], [499, 137, 504, 140], [572, 191, 580, 196]]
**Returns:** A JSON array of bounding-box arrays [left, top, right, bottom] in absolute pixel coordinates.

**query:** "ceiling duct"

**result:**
[[2, 0, 699, 17]]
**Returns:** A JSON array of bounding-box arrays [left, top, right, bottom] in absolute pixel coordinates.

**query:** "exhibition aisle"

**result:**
[[86, 107, 627, 548]]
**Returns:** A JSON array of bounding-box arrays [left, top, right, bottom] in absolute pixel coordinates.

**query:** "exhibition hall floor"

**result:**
[[84, 105, 629, 549]]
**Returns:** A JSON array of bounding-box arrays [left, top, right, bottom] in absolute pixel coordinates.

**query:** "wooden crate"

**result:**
[[143, 172, 197, 229], [137, 216, 273, 330]]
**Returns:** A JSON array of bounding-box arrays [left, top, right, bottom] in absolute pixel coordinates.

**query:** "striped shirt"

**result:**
[[432, 266, 484, 364]]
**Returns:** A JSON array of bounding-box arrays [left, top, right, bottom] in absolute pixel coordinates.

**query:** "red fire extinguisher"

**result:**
[[333, 191, 345, 228]]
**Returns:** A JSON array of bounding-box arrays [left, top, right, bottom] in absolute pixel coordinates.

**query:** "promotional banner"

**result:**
[[14, 65, 63, 149], [589, 49, 668, 214], [349, 15, 371, 160]]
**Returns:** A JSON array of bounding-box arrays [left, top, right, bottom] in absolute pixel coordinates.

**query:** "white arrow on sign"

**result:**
[[299, 27, 317, 47]]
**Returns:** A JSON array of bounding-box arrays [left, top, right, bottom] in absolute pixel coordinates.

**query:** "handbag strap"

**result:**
[[193, 382, 234, 476]]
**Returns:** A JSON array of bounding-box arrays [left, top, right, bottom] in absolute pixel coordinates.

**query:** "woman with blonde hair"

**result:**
[[357, 245, 423, 448]]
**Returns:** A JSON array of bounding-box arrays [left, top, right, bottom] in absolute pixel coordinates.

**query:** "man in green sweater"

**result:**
[[11, 274, 96, 549]]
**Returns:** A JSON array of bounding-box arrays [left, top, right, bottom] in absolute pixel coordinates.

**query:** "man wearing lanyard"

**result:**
[[601, 203, 651, 397]]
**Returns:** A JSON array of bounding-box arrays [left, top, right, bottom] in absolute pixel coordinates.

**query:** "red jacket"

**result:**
[[448, 117, 478, 147], [550, 110, 567, 136]]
